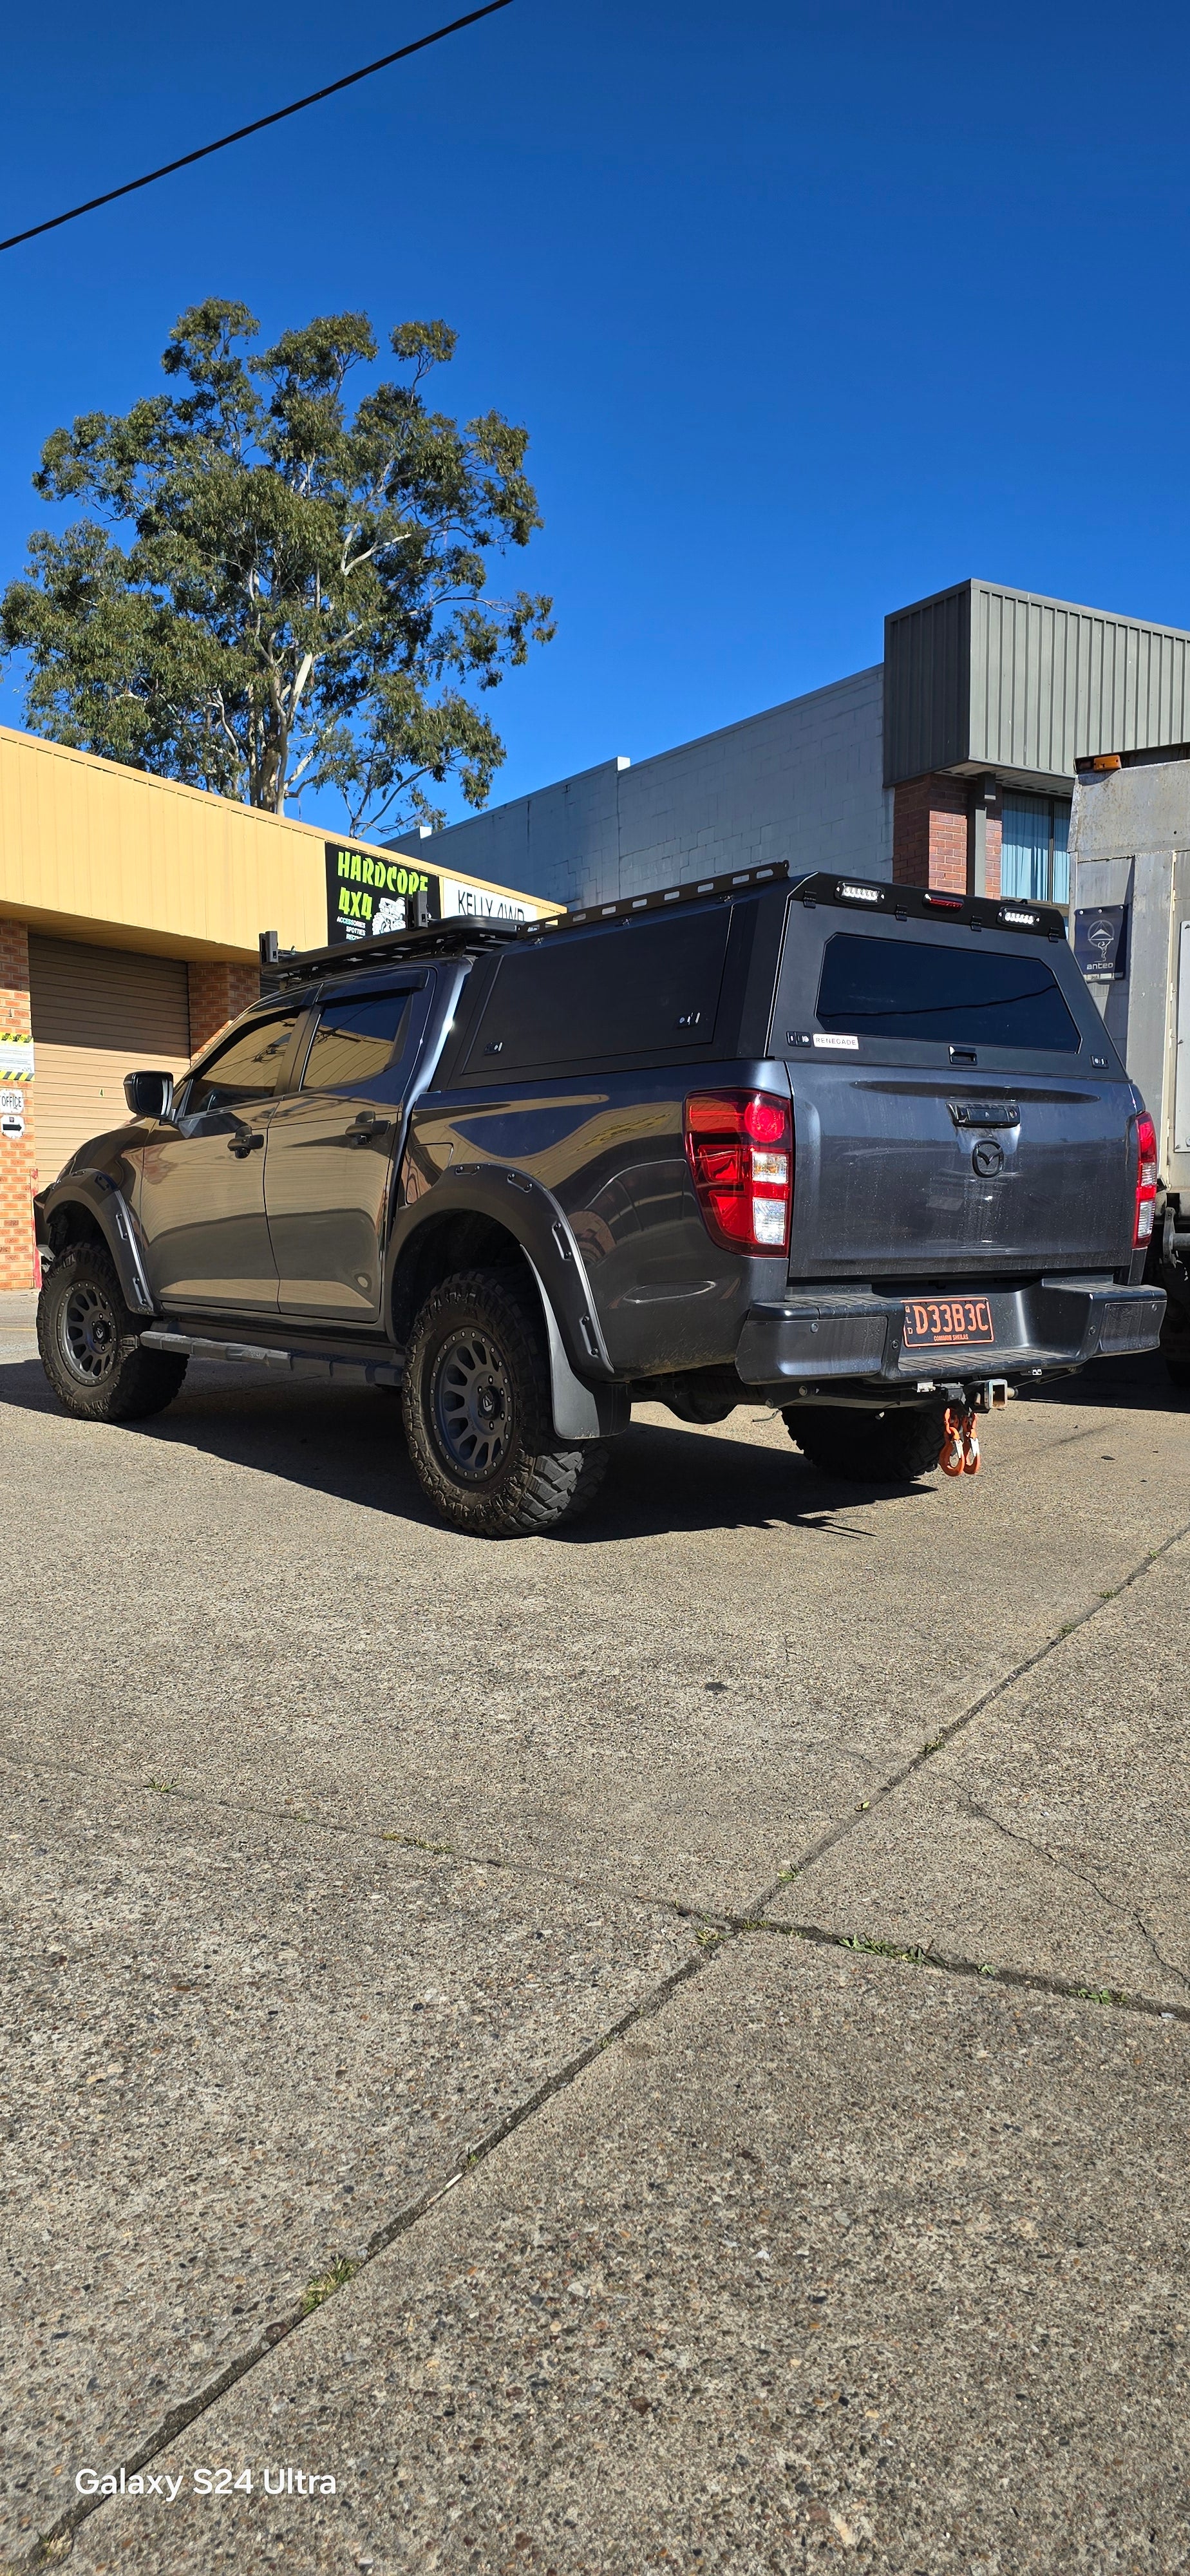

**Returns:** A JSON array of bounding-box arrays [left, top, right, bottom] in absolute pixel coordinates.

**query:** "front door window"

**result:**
[[183, 1016, 303, 1119]]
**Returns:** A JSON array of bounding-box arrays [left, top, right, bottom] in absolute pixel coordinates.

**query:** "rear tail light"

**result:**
[[1133, 1112, 1158, 1245], [685, 1089, 793, 1255]]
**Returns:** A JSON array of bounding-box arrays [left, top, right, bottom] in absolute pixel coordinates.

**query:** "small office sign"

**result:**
[[1074, 904, 1129, 984], [325, 842, 440, 944]]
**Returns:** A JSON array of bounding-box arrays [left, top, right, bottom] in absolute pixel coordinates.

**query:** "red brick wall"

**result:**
[[187, 961, 261, 1055], [892, 774, 969, 890], [985, 811, 1003, 900], [893, 775, 1004, 896], [0, 920, 39, 1290]]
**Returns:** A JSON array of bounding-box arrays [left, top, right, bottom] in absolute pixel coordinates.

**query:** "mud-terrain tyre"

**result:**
[[783, 1401, 948, 1484], [37, 1242, 187, 1423], [401, 1267, 608, 1537]]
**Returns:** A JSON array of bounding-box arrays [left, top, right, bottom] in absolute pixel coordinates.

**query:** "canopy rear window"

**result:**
[[815, 933, 1081, 1054]]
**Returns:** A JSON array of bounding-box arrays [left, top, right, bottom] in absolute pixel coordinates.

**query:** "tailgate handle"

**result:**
[[948, 1100, 1020, 1128]]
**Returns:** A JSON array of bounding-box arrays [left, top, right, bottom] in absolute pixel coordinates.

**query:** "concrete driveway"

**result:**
[[2, 1287, 1189, 2573]]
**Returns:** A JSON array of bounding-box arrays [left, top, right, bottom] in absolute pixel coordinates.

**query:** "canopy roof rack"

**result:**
[[259, 858, 797, 990], [540, 858, 791, 931], [260, 917, 525, 990]]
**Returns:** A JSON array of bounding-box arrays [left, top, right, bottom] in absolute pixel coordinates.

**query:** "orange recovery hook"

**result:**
[[939, 1404, 981, 1477]]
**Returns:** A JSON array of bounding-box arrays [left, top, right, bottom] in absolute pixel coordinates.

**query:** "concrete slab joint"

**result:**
[[3, 1094, 1190, 2572]]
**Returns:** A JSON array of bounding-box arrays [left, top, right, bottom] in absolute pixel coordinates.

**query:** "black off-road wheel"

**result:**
[[37, 1242, 187, 1423], [401, 1267, 607, 1537], [783, 1401, 948, 1484]]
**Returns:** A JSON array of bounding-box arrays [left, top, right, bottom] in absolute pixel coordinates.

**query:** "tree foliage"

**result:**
[[0, 300, 554, 833]]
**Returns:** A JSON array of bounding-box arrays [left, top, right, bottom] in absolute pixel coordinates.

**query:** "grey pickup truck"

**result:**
[[34, 862, 1164, 1535]]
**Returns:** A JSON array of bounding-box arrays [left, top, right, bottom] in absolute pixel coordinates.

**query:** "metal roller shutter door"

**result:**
[[28, 937, 192, 1184]]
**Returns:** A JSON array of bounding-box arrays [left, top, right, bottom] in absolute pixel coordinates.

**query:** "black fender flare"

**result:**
[[386, 1166, 627, 1443], [35, 1169, 155, 1318]]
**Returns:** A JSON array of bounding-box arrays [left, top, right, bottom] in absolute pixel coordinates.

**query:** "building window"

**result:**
[[1001, 796, 1070, 905]]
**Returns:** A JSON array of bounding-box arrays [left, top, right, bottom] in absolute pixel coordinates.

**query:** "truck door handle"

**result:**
[[228, 1130, 265, 1157], [346, 1111, 386, 1146]]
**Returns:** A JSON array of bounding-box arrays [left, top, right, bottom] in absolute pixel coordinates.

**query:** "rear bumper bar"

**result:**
[[735, 1278, 1167, 1393]]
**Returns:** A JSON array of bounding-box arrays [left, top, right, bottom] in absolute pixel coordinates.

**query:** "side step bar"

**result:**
[[140, 1329, 402, 1389]]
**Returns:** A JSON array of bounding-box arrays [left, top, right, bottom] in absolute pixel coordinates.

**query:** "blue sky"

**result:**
[[1, 0, 1187, 836]]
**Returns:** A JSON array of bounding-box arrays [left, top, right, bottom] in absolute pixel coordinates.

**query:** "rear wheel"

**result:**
[[784, 1401, 947, 1484], [401, 1267, 607, 1536], [37, 1242, 187, 1423]]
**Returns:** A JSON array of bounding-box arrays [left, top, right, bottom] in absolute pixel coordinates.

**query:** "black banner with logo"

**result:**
[[1073, 903, 1128, 983], [325, 842, 442, 945]]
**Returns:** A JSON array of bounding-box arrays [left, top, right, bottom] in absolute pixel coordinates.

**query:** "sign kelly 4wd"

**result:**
[[325, 842, 551, 943]]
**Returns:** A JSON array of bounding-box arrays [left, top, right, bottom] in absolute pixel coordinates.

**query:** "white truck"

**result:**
[[1070, 754, 1190, 1385]]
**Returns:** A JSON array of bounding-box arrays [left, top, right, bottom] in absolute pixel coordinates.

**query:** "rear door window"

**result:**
[[815, 934, 1081, 1054], [462, 909, 731, 1075], [299, 990, 416, 1099]]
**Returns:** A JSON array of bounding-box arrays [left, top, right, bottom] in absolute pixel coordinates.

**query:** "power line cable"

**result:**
[[0, 1, 513, 254]]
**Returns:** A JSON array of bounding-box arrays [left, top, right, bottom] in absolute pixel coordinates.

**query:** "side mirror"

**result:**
[[124, 1069, 175, 1121]]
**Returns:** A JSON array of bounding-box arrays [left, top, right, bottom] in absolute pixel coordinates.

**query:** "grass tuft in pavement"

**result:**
[[300, 2257, 360, 2316]]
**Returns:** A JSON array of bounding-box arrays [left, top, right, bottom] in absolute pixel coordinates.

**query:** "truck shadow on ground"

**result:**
[[0, 1358, 936, 1542], [1021, 1350, 1189, 1414]]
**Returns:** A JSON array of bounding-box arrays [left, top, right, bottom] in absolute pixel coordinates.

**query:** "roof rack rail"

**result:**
[[259, 859, 795, 990], [260, 916, 525, 990], [534, 858, 791, 934]]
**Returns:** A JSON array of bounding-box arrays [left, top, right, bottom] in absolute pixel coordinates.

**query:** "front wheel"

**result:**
[[401, 1267, 607, 1537], [783, 1401, 949, 1484], [37, 1242, 187, 1422]]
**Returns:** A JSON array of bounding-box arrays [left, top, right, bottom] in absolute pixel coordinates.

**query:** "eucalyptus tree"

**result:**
[[1, 299, 554, 834]]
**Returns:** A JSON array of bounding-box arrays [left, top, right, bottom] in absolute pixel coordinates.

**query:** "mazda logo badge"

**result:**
[[972, 1139, 1005, 1177]]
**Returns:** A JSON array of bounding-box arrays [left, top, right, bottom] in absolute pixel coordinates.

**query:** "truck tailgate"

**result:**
[[790, 1070, 1132, 1276]]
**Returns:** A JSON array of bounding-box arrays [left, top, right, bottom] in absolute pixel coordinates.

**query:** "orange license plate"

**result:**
[[902, 1296, 996, 1350]]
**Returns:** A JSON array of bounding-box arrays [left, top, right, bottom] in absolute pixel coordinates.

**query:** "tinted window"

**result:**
[[301, 991, 413, 1097], [186, 1013, 301, 1113], [816, 934, 1081, 1054], [464, 910, 730, 1074]]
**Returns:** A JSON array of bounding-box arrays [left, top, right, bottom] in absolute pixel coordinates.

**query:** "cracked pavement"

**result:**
[[2, 1299, 1189, 2571]]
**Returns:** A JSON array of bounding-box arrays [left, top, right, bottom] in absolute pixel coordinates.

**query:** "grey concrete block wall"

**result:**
[[389, 665, 892, 907]]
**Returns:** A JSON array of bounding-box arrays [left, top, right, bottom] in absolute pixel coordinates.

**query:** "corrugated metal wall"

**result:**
[[885, 581, 1190, 784], [883, 586, 971, 782], [972, 586, 1190, 775]]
